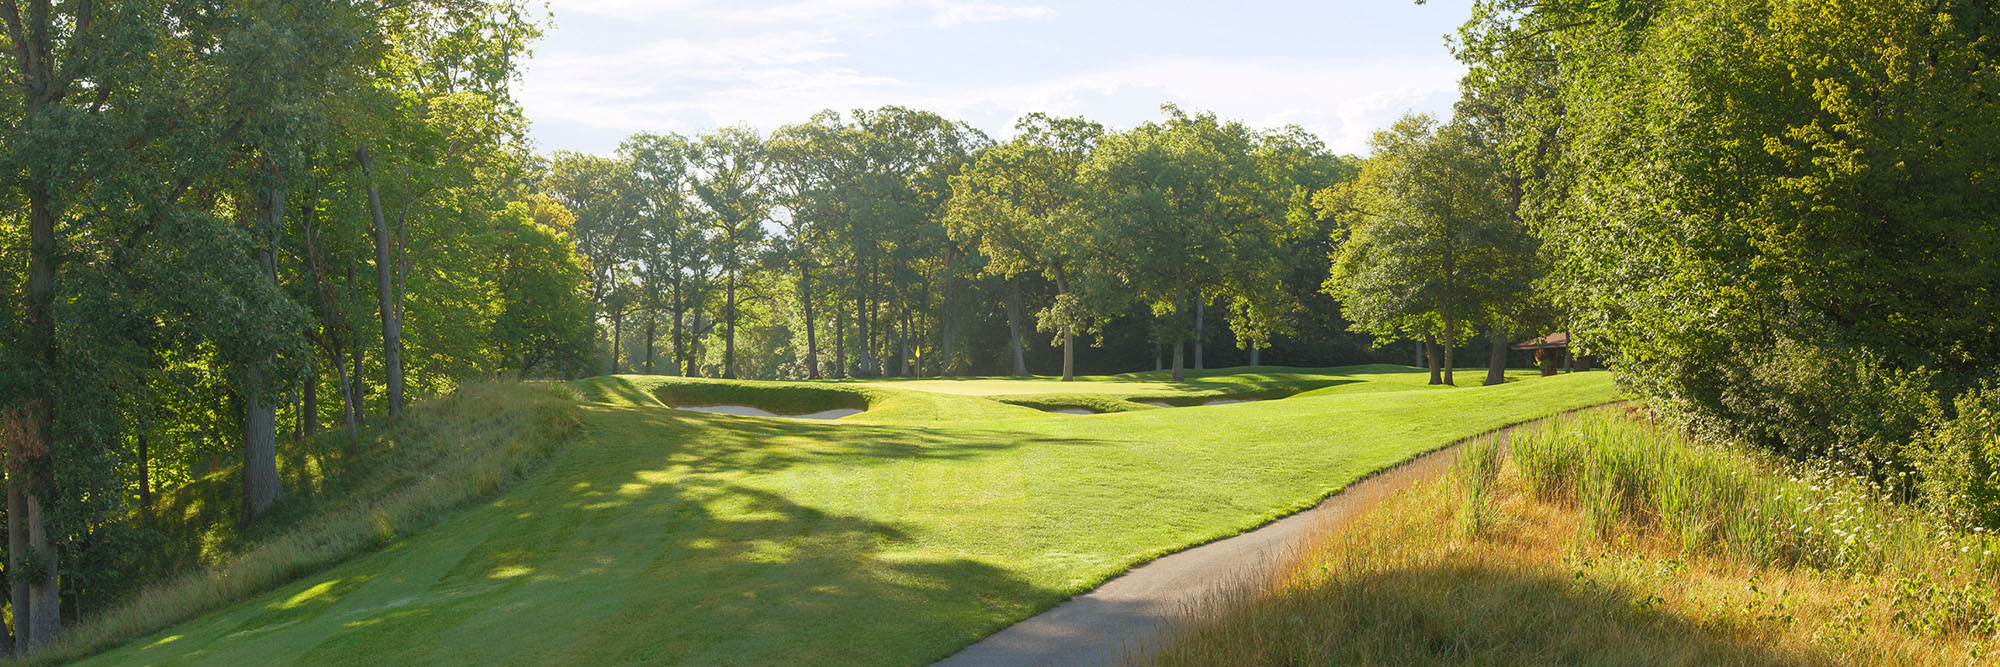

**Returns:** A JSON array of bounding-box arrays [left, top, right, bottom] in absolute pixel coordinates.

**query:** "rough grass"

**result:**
[[27, 382, 582, 667], [82, 367, 1618, 665], [1150, 408, 2000, 666]]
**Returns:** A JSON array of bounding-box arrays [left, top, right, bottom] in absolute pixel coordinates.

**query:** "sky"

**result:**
[[520, 0, 1477, 158]]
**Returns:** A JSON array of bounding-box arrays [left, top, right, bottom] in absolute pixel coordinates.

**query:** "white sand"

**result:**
[[1048, 408, 1094, 415], [672, 405, 862, 420]]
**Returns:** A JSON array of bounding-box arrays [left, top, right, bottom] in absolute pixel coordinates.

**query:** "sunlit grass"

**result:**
[[79, 367, 1617, 665], [1151, 408, 2000, 666]]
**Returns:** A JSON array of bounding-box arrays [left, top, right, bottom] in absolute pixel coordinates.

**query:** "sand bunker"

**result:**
[[1047, 407, 1094, 415], [672, 405, 862, 420], [1134, 400, 1174, 407]]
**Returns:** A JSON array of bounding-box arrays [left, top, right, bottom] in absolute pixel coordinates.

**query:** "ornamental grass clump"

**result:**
[[1508, 411, 2000, 579], [1155, 408, 2000, 665]]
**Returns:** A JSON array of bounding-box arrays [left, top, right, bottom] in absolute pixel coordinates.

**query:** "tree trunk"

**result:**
[[351, 336, 367, 420], [938, 292, 957, 377], [833, 285, 848, 379], [1005, 280, 1028, 376], [610, 308, 623, 375], [1171, 279, 1188, 381], [896, 300, 911, 378], [685, 311, 701, 377], [336, 345, 358, 442], [1442, 318, 1457, 386], [1056, 270, 1075, 382], [9, 477, 28, 651], [855, 274, 871, 376], [303, 195, 356, 443], [938, 247, 958, 376], [242, 185, 285, 525], [1062, 332, 1076, 382], [12, 28, 71, 652], [1485, 333, 1510, 386], [671, 279, 685, 376], [724, 267, 737, 379], [644, 309, 656, 374], [1426, 336, 1443, 385], [1194, 298, 1205, 370], [1250, 344, 1261, 366], [301, 354, 318, 439], [241, 385, 283, 523], [801, 263, 819, 379], [23, 491, 55, 649], [359, 146, 404, 419]]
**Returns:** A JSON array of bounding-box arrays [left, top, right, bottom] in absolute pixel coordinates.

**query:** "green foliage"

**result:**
[[1915, 383, 2000, 529], [1073, 108, 1298, 377], [1471, 0, 2000, 478], [1321, 114, 1531, 351], [492, 200, 596, 378]]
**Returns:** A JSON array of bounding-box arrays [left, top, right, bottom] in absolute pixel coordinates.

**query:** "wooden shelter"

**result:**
[[1513, 332, 1591, 375]]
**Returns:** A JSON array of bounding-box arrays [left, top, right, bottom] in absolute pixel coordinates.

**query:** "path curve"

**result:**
[[935, 409, 1606, 667]]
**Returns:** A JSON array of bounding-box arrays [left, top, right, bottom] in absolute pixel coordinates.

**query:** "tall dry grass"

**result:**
[[1150, 409, 2000, 665], [21, 382, 582, 666]]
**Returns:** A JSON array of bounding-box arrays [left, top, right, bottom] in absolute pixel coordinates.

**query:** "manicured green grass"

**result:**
[[83, 367, 1618, 665], [842, 363, 1510, 397]]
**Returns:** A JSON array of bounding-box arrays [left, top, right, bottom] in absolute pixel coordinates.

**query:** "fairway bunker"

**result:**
[[672, 405, 863, 420], [1045, 407, 1095, 415]]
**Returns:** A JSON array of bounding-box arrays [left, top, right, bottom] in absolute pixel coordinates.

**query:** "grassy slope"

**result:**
[[88, 368, 1617, 665], [1151, 409, 2000, 665], [28, 382, 583, 666]]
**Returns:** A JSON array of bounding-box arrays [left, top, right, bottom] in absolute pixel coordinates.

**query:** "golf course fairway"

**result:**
[[85, 367, 1617, 665]]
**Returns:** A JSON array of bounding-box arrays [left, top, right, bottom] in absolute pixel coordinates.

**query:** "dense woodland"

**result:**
[[0, 0, 1995, 658]]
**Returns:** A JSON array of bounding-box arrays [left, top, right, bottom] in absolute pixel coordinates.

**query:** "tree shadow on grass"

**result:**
[[277, 475, 1063, 665], [581, 403, 1117, 476], [118, 402, 1122, 665], [1156, 563, 1816, 666]]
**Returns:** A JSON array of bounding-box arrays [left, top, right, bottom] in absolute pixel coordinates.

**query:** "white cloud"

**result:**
[[523, 0, 1462, 156], [924, 0, 1056, 28]]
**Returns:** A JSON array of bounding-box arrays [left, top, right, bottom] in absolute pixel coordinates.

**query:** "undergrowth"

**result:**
[[25, 381, 582, 666]]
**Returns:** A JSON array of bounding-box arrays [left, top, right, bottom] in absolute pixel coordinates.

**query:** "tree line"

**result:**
[[1452, 0, 2000, 526], [0, 0, 598, 651], [548, 105, 1548, 389]]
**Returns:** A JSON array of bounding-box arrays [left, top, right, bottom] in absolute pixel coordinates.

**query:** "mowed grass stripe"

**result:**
[[86, 369, 1617, 665]]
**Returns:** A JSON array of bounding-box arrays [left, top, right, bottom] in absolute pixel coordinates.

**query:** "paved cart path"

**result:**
[[935, 410, 1605, 667]]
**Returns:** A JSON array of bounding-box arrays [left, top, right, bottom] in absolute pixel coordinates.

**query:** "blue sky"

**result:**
[[521, 0, 1476, 157]]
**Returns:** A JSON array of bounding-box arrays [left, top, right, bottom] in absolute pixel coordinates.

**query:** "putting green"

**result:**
[[86, 367, 1618, 665]]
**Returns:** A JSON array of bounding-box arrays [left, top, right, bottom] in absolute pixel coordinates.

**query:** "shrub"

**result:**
[[1915, 383, 2000, 529]]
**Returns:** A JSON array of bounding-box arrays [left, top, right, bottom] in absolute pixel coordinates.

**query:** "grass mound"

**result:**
[[34, 382, 583, 666], [990, 393, 1160, 414], [653, 377, 871, 415], [1152, 408, 2000, 665]]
